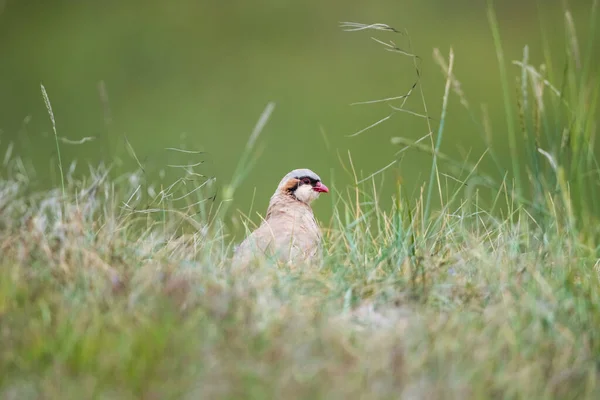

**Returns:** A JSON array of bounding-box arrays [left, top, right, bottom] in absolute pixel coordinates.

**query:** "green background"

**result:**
[[0, 0, 596, 224]]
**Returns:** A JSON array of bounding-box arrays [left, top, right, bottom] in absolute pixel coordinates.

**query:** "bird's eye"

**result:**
[[301, 177, 311, 185]]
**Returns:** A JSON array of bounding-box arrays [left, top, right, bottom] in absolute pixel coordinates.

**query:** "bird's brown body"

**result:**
[[232, 168, 329, 268]]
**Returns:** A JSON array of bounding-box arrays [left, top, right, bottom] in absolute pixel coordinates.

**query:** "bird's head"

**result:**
[[275, 168, 329, 205]]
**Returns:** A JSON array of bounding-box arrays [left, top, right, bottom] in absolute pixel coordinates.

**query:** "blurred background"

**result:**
[[0, 0, 597, 226]]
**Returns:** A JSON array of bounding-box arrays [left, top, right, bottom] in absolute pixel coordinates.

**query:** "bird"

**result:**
[[232, 168, 329, 268]]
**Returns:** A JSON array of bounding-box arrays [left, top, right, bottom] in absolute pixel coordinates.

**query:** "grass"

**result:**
[[1, 3, 599, 399]]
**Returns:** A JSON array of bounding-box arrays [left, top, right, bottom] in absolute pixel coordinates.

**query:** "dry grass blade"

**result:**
[[346, 113, 392, 137], [339, 22, 400, 33]]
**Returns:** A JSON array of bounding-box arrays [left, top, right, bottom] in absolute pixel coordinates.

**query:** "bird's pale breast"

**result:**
[[233, 198, 321, 267]]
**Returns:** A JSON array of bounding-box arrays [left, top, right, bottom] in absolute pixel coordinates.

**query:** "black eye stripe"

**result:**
[[284, 175, 320, 196], [298, 176, 319, 186]]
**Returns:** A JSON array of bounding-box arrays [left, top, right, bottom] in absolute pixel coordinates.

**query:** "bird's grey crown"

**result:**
[[286, 168, 321, 182]]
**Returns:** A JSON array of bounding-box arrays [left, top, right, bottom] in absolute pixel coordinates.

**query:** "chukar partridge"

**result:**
[[232, 168, 329, 268]]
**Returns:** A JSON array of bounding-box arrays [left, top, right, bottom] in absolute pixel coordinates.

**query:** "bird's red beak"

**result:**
[[313, 181, 329, 193]]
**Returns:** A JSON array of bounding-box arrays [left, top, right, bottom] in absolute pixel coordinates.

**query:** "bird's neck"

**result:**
[[266, 192, 312, 220]]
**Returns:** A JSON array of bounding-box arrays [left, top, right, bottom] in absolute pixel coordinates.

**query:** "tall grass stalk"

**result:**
[[487, 0, 522, 193], [220, 101, 275, 219], [40, 83, 65, 202], [424, 48, 454, 222]]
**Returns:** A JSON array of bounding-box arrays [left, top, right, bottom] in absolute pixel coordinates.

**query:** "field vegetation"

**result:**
[[1, 3, 599, 399]]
